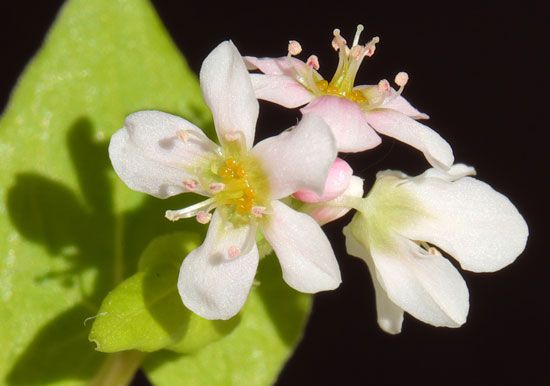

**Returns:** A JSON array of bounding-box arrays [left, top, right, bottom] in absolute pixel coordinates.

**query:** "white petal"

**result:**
[[200, 41, 259, 149], [301, 96, 381, 152], [109, 112, 218, 199], [263, 200, 341, 293], [371, 234, 469, 328], [344, 226, 404, 334], [250, 74, 314, 108], [178, 210, 259, 320], [251, 114, 336, 199], [419, 163, 476, 181], [365, 108, 454, 169], [399, 176, 529, 272]]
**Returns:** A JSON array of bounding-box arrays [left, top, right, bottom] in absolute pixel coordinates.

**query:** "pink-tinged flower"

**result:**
[[245, 25, 453, 169], [343, 164, 528, 333], [293, 157, 364, 225], [109, 41, 341, 320]]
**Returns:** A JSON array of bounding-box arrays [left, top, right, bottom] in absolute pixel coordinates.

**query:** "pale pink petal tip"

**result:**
[[293, 158, 353, 203]]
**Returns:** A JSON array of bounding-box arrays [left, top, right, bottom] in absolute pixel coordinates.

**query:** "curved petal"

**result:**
[[418, 163, 476, 181], [250, 74, 313, 108], [251, 114, 336, 199], [304, 175, 364, 226], [301, 96, 381, 152], [371, 234, 469, 328], [178, 210, 259, 320], [124, 110, 218, 164], [399, 176, 529, 272], [200, 41, 258, 149], [244, 55, 309, 76], [382, 89, 430, 119], [109, 116, 215, 199], [263, 200, 341, 293], [343, 226, 403, 334], [365, 108, 454, 169], [293, 158, 353, 203]]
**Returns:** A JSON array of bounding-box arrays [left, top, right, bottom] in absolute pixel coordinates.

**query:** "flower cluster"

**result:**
[[109, 26, 528, 332]]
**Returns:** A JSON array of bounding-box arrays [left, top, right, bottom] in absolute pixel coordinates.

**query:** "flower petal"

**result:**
[[370, 234, 469, 328], [365, 108, 454, 169], [244, 55, 308, 76], [344, 226, 403, 334], [383, 89, 429, 119], [263, 200, 341, 293], [301, 96, 381, 152], [250, 74, 314, 108], [178, 210, 259, 320], [251, 114, 336, 199], [304, 175, 364, 226], [200, 41, 258, 149], [109, 111, 218, 198], [399, 175, 529, 272], [293, 157, 353, 203]]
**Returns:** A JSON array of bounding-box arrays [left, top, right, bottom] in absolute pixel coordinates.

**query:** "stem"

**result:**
[[88, 351, 146, 386]]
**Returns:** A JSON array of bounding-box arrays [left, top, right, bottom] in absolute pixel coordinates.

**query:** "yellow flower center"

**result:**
[[212, 154, 269, 226], [315, 79, 367, 103]]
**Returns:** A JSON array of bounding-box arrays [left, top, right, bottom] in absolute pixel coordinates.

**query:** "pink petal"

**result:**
[[382, 92, 430, 120], [293, 158, 353, 203], [365, 108, 454, 169], [244, 56, 308, 76], [250, 74, 313, 108], [200, 41, 258, 150], [251, 114, 336, 200], [355, 85, 429, 119], [263, 200, 341, 293], [304, 176, 364, 225], [301, 96, 382, 153]]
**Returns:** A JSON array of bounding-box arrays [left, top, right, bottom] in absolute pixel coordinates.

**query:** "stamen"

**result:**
[[378, 79, 390, 93], [165, 198, 215, 222], [288, 40, 302, 56], [365, 36, 380, 57], [209, 182, 225, 193], [228, 245, 241, 259], [395, 71, 409, 87], [251, 206, 267, 218], [183, 179, 198, 191], [176, 130, 189, 142], [350, 45, 365, 60], [224, 131, 241, 142], [196, 210, 212, 224], [306, 55, 320, 70], [352, 24, 364, 47], [427, 246, 442, 256], [332, 29, 347, 51]]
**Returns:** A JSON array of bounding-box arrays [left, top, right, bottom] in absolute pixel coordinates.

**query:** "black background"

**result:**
[[0, 1, 547, 385]]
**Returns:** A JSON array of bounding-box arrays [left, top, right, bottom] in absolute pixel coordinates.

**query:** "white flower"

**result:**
[[343, 164, 528, 333], [109, 41, 341, 320]]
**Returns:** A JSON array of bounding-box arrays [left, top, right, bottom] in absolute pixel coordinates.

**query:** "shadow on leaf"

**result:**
[[6, 117, 204, 385]]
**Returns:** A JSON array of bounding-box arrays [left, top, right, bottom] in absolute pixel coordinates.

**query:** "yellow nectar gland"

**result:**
[[213, 156, 269, 225], [315, 79, 367, 103]]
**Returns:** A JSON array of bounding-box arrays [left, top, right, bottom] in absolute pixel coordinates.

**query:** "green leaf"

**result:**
[[143, 256, 312, 386], [89, 233, 240, 353], [0, 0, 211, 384], [0, 0, 314, 384]]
